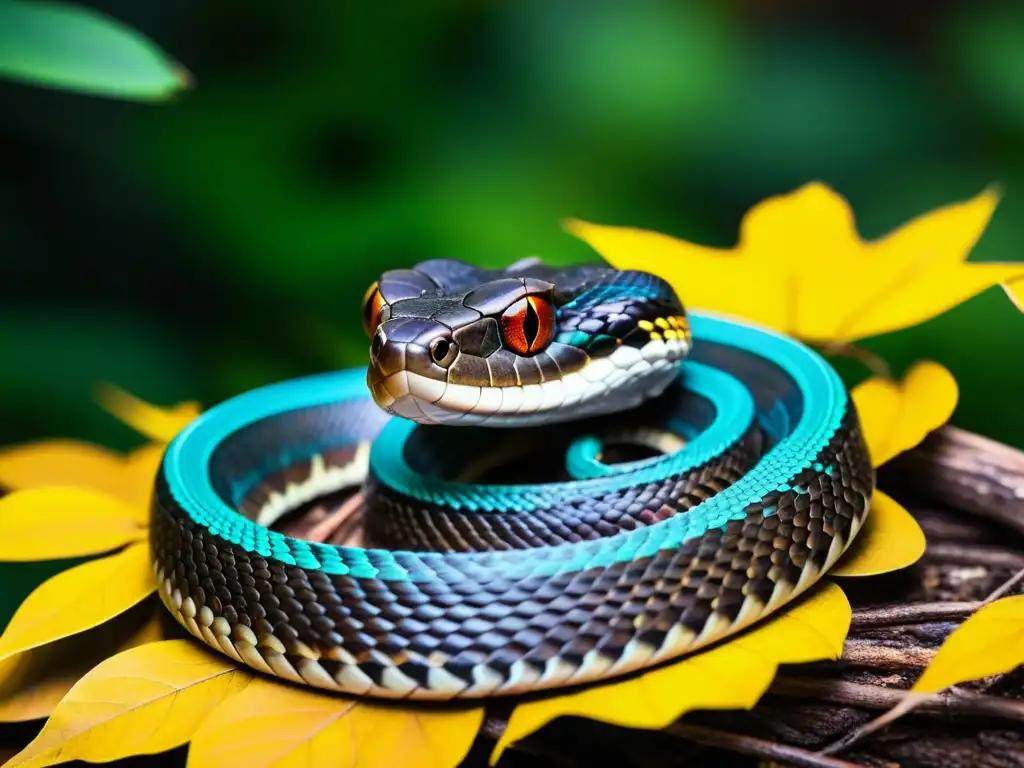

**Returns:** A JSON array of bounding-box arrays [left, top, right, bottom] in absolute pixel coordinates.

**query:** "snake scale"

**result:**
[[151, 258, 874, 700]]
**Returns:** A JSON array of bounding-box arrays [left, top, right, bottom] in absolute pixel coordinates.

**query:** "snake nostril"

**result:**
[[429, 336, 458, 368], [430, 338, 450, 363]]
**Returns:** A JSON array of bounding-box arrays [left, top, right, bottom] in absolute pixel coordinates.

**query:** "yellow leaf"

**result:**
[[95, 383, 201, 443], [912, 595, 1024, 694], [567, 183, 1020, 342], [0, 440, 130, 498], [830, 491, 925, 577], [0, 544, 154, 663], [0, 651, 79, 725], [1004, 276, 1024, 312], [851, 361, 958, 467], [117, 605, 170, 649], [0, 601, 167, 723], [5, 640, 250, 768], [0, 439, 158, 518], [491, 582, 850, 764], [188, 677, 484, 768], [0, 487, 145, 561]]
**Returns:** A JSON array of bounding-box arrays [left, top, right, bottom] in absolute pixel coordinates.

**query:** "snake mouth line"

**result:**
[[369, 336, 691, 426]]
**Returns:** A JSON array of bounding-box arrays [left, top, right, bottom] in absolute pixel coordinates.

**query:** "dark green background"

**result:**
[[1, 1, 1023, 620]]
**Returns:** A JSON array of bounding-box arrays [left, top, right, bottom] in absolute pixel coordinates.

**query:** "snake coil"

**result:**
[[152, 259, 874, 700]]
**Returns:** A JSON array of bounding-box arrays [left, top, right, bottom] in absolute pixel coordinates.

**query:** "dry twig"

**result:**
[[302, 491, 366, 544], [820, 562, 1024, 755], [666, 724, 871, 768], [772, 677, 1024, 724], [840, 641, 935, 670], [850, 601, 978, 628]]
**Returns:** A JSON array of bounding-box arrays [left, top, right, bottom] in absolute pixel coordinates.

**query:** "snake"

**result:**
[[151, 257, 874, 701]]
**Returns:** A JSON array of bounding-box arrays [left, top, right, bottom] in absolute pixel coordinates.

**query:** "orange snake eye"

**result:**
[[500, 294, 556, 355], [361, 282, 386, 338]]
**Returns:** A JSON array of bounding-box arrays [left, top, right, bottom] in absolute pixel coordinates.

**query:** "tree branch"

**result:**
[[840, 641, 936, 670], [924, 542, 1024, 570], [887, 425, 1024, 536], [769, 677, 1024, 724], [666, 724, 871, 768], [850, 601, 978, 628]]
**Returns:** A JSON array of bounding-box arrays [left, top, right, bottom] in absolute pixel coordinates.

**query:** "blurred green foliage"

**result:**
[[0, 0, 186, 100], [0, 0, 1022, 459]]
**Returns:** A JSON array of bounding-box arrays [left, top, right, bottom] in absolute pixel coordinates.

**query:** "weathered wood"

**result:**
[[886, 425, 1024, 537], [850, 601, 979, 628]]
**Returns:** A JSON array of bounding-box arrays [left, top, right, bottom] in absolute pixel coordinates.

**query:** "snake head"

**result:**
[[362, 259, 691, 426]]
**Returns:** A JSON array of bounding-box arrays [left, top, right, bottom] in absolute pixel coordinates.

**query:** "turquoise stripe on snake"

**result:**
[[162, 313, 846, 581]]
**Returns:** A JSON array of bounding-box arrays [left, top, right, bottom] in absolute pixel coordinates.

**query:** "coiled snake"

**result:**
[[152, 258, 874, 700]]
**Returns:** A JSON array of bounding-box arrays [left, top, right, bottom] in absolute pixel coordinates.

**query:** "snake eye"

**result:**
[[361, 282, 386, 338], [500, 295, 555, 355]]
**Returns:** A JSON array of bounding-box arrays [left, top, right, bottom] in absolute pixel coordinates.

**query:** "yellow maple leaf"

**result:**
[[850, 361, 959, 467], [0, 604, 166, 723], [567, 183, 1021, 343], [4, 641, 250, 768], [94, 383, 201, 443], [0, 387, 192, 726], [0, 543, 154, 664], [829, 491, 925, 578], [188, 677, 484, 768], [0, 385, 182, 709], [1005, 275, 1024, 311], [0, 440, 142, 507], [0, 441, 159, 517], [0, 487, 145, 561], [911, 595, 1024, 694]]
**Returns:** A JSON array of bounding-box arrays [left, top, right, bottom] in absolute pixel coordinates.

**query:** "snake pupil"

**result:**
[[523, 299, 540, 349]]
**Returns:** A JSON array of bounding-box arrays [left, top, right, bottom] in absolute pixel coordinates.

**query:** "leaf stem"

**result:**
[[982, 564, 1024, 605], [817, 694, 928, 757]]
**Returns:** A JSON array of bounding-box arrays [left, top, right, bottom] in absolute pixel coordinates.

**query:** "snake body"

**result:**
[[151, 258, 874, 700]]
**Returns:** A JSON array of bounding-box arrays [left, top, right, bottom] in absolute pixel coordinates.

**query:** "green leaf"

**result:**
[[0, 0, 189, 101]]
